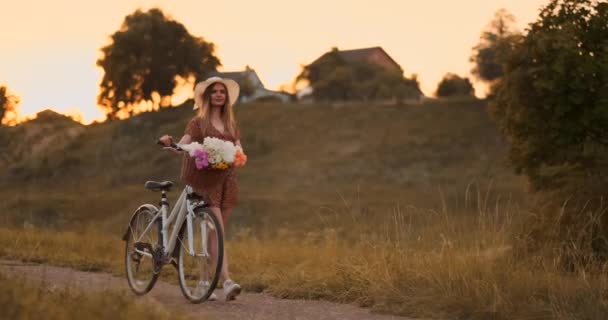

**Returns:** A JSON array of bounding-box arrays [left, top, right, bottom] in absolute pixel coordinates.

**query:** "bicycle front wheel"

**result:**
[[124, 206, 161, 295], [177, 207, 224, 303]]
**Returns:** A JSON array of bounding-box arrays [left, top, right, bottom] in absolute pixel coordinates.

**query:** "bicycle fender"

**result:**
[[122, 204, 159, 241]]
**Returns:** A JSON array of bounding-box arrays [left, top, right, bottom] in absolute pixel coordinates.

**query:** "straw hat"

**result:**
[[193, 76, 240, 110]]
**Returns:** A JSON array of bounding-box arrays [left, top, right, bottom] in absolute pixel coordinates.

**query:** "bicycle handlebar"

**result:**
[[157, 140, 184, 152]]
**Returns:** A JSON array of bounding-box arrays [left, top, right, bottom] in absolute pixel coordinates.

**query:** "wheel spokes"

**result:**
[[179, 213, 220, 301], [125, 209, 160, 295]]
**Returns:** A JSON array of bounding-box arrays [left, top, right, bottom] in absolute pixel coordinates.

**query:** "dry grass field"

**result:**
[[1, 99, 606, 319]]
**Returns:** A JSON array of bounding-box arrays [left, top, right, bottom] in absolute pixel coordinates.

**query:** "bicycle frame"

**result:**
[[132, 185, 206, 261]]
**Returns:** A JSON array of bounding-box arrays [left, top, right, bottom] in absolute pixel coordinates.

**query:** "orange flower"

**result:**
[[234, 148, 247, 167]]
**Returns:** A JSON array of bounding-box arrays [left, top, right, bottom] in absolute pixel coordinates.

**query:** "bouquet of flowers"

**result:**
[[181, 137, 247, 170]]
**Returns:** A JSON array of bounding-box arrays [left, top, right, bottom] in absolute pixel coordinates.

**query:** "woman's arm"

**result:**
[[159, 134, 192, 145], [178, 134, 192, 144], [234, 125, 243, 148], [159, 134, 191, 154]]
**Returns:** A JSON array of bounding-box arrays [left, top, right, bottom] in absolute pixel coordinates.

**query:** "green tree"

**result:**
[[470, 9, 521, 85], [435, 73, 475, 97], [97, 8, 220, 119], [295, 48, 347, 100], [351, 62, 421, 101], [0, 86, 19, 125], [490, 0, 608, 193]]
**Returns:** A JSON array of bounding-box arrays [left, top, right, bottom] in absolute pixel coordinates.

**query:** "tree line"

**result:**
[[0, 5, 533, 123], [0, 86, 18, 126]]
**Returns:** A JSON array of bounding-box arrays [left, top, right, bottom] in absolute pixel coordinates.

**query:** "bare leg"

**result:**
[[208, 207, 231, 282], [220, 208, 233, 282]]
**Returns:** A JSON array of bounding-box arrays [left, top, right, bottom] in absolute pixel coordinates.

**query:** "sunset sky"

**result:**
[[1, 0, 549, 124]]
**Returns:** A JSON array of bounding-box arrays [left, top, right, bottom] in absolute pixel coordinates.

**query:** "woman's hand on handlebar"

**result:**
[[158, 135, 185, 154], [159, 135, 173, 146]]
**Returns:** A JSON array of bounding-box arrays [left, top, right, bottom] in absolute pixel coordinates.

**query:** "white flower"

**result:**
[[180, 142, 204, 157], [220, 140, 237, 163], [182, 137, 238, 165], [202, 137, 226, 164]]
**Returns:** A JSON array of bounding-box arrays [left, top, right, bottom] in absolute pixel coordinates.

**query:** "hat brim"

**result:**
[[193, 77, 240, 110]]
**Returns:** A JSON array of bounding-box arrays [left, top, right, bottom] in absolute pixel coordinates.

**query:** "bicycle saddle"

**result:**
[[144, 180, 174, 191]]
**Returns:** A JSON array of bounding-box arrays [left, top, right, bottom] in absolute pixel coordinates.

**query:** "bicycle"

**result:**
[[122, 143, 224, 303]]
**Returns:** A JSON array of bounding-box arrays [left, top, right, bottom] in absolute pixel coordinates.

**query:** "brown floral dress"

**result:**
[[181, 117, 240, 212]]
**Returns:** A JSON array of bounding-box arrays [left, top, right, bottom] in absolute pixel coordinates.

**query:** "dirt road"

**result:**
[[0, 260, 414, 320]]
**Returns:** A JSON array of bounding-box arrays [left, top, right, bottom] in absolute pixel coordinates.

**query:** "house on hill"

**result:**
[[209, 66, 293, 103], [297, 46, 423, 102], [310, 46, 403, 73]]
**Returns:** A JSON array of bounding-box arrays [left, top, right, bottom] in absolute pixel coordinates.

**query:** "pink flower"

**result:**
[[193, 149, 209, 169]]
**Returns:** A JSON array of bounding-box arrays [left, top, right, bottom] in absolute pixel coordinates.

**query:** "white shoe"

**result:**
[[195, 281, 216, 301], [223, 279, 242, 301]]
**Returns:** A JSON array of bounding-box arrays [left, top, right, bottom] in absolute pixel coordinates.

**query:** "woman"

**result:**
[[159, 76, 243, 301]]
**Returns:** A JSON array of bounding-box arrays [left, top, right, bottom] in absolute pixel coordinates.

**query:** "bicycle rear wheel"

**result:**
[[124, 206, 161, 295], [177, 207, 224, 303]]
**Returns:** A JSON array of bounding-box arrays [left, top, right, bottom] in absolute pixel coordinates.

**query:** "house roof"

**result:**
[[311, 46, 402, 71], [211, 71, 247, 82], [209, 67, 264, 87], [337, 47, 382, 62]]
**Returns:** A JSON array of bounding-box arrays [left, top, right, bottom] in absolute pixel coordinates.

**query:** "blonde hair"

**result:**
[[196, 82, 237, 137]]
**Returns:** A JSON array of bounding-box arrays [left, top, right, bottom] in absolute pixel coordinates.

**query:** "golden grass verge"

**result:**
[[0, 272, 187, 319], [1, 199, 607, 320]]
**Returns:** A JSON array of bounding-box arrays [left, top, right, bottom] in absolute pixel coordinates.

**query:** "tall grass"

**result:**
[[230, 188, 608, 319], [0, 273, 187, 320], [1, 188, 606, 319], [0, 228, 122, 273]]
